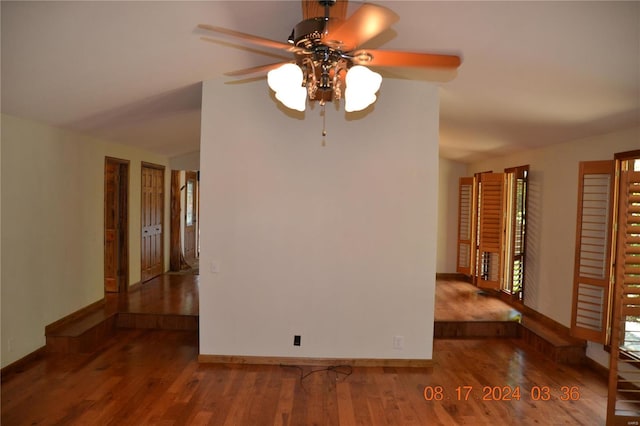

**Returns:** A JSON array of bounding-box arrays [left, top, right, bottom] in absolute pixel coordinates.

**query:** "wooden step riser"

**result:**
[[46, 316, 117, 353], [435, 320, 586, 365], [117, 313, 198, 330], [434, 321, 520, 338], [520, 326, 586, 364], [46, 313, 197, 353]]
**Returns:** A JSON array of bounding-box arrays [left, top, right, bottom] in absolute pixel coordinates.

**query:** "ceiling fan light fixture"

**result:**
[[200, 1, 462, 116], [344, 65, 382, 112], [267, 63, 307, 111]]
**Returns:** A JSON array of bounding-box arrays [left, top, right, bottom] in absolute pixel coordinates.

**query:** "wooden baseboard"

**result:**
[[198, 354, 433, 368], [435, 273, 471, 282], [502, 298, 572, 336], [44, 299, 106, 335], [583, 355, 609, 379], [1, 346, 47, 382], [128, 281, 142, 292]]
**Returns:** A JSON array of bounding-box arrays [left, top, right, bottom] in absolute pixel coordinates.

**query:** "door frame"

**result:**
[[184, 170, 198, 260], [104, 157, 130, 293], [170, 170, 182, 271]]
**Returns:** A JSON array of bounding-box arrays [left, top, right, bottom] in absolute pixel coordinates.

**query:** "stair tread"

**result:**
[[46, 310, 115, 337], [520, 317, 585, 347]]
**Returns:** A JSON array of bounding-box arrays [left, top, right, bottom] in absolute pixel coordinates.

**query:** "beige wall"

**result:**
[[0, 114, 170, 367], [199, 77, 440, 360], [170, 150, 199, 171]]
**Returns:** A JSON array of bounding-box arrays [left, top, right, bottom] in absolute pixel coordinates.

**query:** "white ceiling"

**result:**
[[2, 1, 639, 163]]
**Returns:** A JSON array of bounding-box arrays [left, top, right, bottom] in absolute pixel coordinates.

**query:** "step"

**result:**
[[46, 306, 197, 353], [434, 317, 586, 364], [117, 312, 198, 330], [519, 317, 586, 364], [46, 309, 117, 353], [434, 320, 520, 338]]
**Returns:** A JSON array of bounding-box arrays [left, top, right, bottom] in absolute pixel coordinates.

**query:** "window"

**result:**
[[477, 172, 506, 290], [504, 166, 529, 301], [618, 158, 640, 353], [186, 180, 195, 227], [456, 166, 529, 299]]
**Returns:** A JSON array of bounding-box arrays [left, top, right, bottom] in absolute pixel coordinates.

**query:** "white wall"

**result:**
[[466, 126, 640, 366], [0, 114, 170, 367], [437, 157, 468, 273], [199, 77, 439, 360]]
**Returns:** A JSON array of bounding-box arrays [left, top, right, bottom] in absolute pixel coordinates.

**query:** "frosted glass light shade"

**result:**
[[344, 65, 382, 112], [267, 63, 307, 112]]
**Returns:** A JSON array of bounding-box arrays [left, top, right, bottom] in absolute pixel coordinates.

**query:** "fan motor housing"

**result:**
[[291, 18, 329, 49]]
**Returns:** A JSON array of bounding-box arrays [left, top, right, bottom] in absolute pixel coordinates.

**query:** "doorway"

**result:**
[[184, 171, 198, 261], [104, 157, 129, 293], [170, 170, 199, 271]]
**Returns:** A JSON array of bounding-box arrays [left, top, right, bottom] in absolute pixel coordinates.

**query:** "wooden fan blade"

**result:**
[[322, 4, 398, 51], [198, 24, 301, 53], [302, 0, 348, 20], [352, 49, 461, 69], [224, 61, 291, 77], [200, 37, 292, 62]]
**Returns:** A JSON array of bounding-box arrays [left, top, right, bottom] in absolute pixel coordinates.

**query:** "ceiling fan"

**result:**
[[199, 0, 461, 112]]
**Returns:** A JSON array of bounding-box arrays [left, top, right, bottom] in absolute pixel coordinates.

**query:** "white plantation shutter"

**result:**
[[570, 160, 615, 343], [457, 177, 475, 275]]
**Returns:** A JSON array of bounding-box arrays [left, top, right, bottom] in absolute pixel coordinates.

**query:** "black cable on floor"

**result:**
[[279, 364, 353, 392]]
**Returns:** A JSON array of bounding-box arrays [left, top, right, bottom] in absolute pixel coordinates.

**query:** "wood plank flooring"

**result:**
[[107, 273, 199, 316], [435, 279, 521, 322], [1, 328, 609, 425], [2, 275, 613, 424]]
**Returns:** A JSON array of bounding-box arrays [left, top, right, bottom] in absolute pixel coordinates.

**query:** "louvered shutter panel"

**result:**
[[477, 173, 505, 290], [457, 177, 475, 275], [570, 160, 614, 343], [607, 170, 640, 424]]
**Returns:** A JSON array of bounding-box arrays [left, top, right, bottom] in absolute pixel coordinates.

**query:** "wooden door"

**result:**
[[141, 163, 165, 282], [184, 171, 197, 260], [104, 158, 129, 293]]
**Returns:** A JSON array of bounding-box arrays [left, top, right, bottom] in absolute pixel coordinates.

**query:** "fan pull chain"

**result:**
[[321, 102, 327, 147]]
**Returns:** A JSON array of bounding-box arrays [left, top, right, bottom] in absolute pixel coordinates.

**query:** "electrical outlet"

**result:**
[[393, 335, 404, 350], [293, 335, 301, 346]]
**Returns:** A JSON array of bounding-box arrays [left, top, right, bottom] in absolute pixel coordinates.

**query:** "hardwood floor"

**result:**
[[107, 273, 199, 316], [1, 328, 608, 425], [435, 279, 521, 322], [2, 276, 612, 425]]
